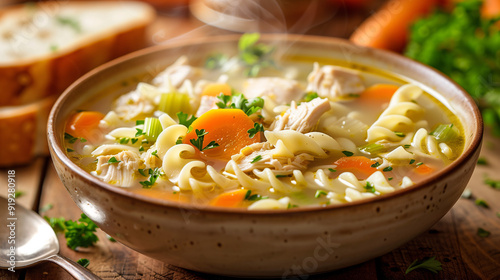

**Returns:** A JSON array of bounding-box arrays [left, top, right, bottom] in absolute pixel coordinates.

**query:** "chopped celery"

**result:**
[[158, 92, 191, 117], [360, 143, 385, 154], [144, 118, 163, 142], [430, 124, 459, 142]]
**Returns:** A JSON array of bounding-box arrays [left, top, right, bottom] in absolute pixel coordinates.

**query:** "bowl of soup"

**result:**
[[47, 34, 482, 277]]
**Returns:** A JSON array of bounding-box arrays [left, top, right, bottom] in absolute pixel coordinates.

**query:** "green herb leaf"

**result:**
[[342, 151, 354, 157], [405, 256, 442, 274], [64, 214, 99, 250], [139, 168, 163, 188], [364, 182, 376, 193], [475, 199, 489, 208], [410, 159, 416, 164], [56, 16, 81, 33], [251, 155, 262, 163], [394, 131, 406, 137], [328, 168, 336, 172], [135, 128, 145, 137], [287, 203, 299, 209], [67, 148, 75, 153], [371, 162, 381, 168], [205, 53, 228, 69], [136, 120, 145, 125], [77, 258, 90, 268], [484, 177, 500, 189], [477, 227, 491, 238], [244, 190, 266, 201], [190, 129, 220, 151], [303, 92, 319, 102], [216, 93, 264, 116], [107, 157, 121, 164], [315, 190, 328, 198], [131, 138, 139, 144], [64, 133, 78, 144], [151, 150, 159, 158], [248, 123, 264, 138], [39, 203, 53, 213], [383, 166, 393, 172], [177, 112, 197, 128], [107, 235, 116, 242], [119, 137, 130, 144], [14, 191, 24, 198], [477, 157, 488, 165], [238, 33, 275, 77]]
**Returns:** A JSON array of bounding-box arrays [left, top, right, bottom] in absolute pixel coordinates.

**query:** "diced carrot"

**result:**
[[333, 156, 378, 179], [350, 0, 443, 53], [65, 111, 104, 143], [209, 189, 248, 208], [201, 83, 232, 97], [414, 163, 435, 175], [183, 109, 260, 160], [482, 0, 500, 18], [358, 84, 399, 102]]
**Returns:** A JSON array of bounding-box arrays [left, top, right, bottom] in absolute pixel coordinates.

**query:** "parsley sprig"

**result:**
[[190, 129, 219, 151], [238, 33, 275, 77], [139, 168, 164, 188], [216, 93, 264, 116], [405, 256, 442, 274], [248, 123, 264, 138], [45, 214, 99, 251], [177, 112, 197, 128]]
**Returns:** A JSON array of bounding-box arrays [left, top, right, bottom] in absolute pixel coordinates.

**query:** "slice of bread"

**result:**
[[0, 1, 156, 106]]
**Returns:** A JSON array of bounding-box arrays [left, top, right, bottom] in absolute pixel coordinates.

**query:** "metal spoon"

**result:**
[[0, 196, 101, 279]]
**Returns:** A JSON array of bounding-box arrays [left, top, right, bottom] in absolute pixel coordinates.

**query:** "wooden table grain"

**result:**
[[1, 3, 500, 280]]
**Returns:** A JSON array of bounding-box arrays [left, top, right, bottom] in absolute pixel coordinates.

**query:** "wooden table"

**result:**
[[2, 2, 500, 279]]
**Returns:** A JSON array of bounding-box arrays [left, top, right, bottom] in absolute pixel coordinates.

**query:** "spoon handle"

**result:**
[[47, 254, 102, 280]]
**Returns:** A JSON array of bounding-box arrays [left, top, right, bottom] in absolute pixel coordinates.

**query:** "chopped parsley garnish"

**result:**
[[484, 177, 500, 189], [175, 138, 183, 145], [216, 93, 264, 116], [151, 150, 159, 158], [342, 151, 354, 157], [77, 258, 90, 268], [56, 16, 82, 33], [328, 168, 336, 172], [364, 182, 376, 193], [107, 235, 116, 242], [238, 33, 275, 77], [131, 138, 139, 144], [107, 157, 120, 164], [416, 162, 424, 166], [405, 0, 500, 136], [410, 159, 416, 164], [315, 190, 328, 198], [136, 120, 145, 125], [251, 155, 262, 163], [371, 162, 381, 168], [190, 129, 220, 151], [477, 157, 488, 165], [14, 191, 24, 198], [64, 133, 79, 144], [275, 174, 291, 178], [205, 53, 228, 70], [135, 128, 145, 137], [66, 148, 74, 153], [139, 146, 145, 152], [405, 256, 442, 274], [394, 131, 406, 137], [383, 166, 393, 172], [477, 227, 491, 238], [303, 92, 319, 102], [244, 190, 266, 201], [45, 214, 99, 250], [177, 112, 197, 128], [388, 177, 393, 181], [403, 144, 411, 149], [287, 203, 299, 209], [248, 123, 264, 138], [475, 199, 489, 208], [119, 137, 130, 144], [139, 168, 163, 188], [39, 203, 53, 213]]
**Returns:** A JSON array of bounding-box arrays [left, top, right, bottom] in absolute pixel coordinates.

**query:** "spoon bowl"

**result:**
[[0, 196, 100, 279]]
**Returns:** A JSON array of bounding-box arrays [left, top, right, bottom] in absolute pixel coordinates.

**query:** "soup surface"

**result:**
[[65, 35, 464, 210]]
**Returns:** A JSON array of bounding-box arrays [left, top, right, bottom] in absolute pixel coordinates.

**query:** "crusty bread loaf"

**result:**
[[0, 1, 156, 106], [0, 1, 155, 166]]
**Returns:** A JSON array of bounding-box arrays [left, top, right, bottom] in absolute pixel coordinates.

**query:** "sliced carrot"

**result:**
[[350, 0, 443, 53], [209, 189, 247, 208], [481, 0, 500, 18], [201, 83, 232, 97], [334, 156, 378, 179], [65, 111, 104, 143], [183, 109, 260, 160], [414, 163, 435, 175], [358, 84, 399, 103]]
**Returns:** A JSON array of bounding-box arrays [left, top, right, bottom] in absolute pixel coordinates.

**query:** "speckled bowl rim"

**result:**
[[47, 34, 483, 215]]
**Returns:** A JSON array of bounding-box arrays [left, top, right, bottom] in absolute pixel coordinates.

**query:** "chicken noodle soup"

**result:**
[[65, 35, 464, 210]]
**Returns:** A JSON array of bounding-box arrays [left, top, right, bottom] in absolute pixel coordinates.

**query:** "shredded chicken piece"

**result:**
[[113, 91, 155, 121], [153, 56, 203, 89], [195, 95, 218, 116], [270, 98, 331, 133], [306, 63, 365, 98], [231, 142, 314, 173], [141, 144, 162, 169], [242, 77, 304, 104], [94, 150, 140, 187]]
